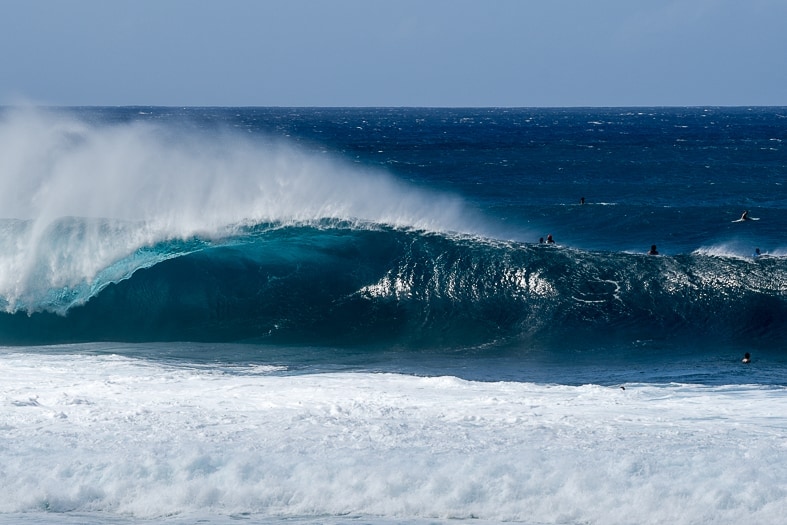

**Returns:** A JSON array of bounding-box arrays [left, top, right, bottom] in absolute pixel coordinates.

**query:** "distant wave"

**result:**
[[0, 222, 785, 348]]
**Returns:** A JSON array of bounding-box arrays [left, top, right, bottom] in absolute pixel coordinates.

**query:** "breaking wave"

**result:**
[[1, 108, 785, 349], [1, 221, 785, 348]]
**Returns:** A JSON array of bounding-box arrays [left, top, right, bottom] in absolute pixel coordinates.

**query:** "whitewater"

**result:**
[[1, 106, 786, 524], [3, 349, 785, 525]]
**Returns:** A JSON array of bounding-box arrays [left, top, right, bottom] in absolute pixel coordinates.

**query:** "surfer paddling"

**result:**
[[742, 352, 751, 364], [732, 210, 758, 223]]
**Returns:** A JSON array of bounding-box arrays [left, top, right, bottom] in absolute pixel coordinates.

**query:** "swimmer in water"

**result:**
[[742, 352, 751, 364], [648, 244, 659, 255]]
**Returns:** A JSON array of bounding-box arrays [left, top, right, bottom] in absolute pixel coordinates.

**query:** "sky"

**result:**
[[2, 0, 786, 107]]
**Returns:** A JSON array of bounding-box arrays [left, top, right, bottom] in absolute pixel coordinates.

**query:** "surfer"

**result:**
[[648, 244, 659, 255], [580, 196, 585, 205], [740, 210, 749, 221], [742, 352, 751, 364], [754, 248, 761, 258], [546, 234, 555, 244]]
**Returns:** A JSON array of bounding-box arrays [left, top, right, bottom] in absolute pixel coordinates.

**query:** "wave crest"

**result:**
[[0, 108, 485, 313]]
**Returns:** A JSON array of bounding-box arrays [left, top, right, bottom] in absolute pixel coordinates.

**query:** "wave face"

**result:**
[[1, 221, 785, 347]]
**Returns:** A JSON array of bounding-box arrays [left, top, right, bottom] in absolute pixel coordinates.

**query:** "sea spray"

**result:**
[[0, 108, 479, 314]]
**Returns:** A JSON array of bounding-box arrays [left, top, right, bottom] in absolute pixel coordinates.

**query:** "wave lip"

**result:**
[[0, 217, 213, 314]]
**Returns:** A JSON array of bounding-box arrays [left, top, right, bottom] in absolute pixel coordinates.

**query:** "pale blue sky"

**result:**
[[2, 0, 786, 107]]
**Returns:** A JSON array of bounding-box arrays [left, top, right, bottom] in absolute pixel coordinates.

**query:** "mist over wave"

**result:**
[[0, 108, 479, 313]]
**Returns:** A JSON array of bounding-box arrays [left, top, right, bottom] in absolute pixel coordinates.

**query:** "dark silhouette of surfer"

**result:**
[[648, 244, 659, 255], [580, 196, 585, 205], [740, 210, 750, 221], [742, 352, 751, 364], [546, 234, 555, 244]]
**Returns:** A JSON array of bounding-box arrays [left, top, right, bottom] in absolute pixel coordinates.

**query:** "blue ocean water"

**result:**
[[1, 107, 786, 524], [2, 107, 785, 377]]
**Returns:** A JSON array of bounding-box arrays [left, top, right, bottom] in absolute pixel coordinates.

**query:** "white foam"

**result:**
[[693, 243, 758, 260], [1, 348, 785, 524]]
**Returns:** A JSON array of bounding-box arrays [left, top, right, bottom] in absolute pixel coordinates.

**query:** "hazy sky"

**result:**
[[2, 0, 786, 107]]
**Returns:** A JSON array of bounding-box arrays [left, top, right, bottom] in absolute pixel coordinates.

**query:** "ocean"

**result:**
[[0, 106, 785, 524]]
